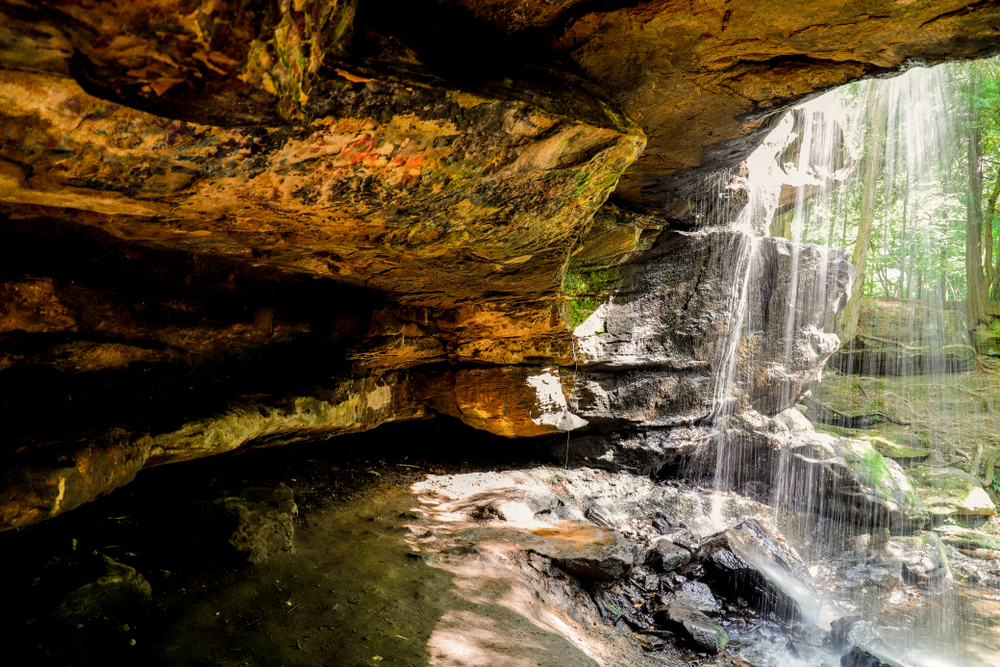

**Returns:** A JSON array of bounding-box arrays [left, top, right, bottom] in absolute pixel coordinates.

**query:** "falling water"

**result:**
[[711, 62, 1000, 666]]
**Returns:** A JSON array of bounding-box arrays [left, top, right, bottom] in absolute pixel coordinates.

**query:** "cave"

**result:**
[[3, 2, 1000, 666]]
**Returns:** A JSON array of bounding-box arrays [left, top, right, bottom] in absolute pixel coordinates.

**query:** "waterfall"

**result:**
[[710, 62, 1000, 666]]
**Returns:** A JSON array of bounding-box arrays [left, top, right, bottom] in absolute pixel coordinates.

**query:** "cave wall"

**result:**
[[2, 0, 1000, 529]]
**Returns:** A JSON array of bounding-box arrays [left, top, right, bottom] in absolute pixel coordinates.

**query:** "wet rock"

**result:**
[[675, 580, 721, 614], [571, 232, 850, 434], [653, 599, 729, 654], [830, 616, 904, 667], [909, 467, 997, 520], [651, 512, 675, 533], [645, 537, 692, 573], [830, 615, 861, 650], [627, 566, 662, 594], [34, 553, 151, 627], [933, 524, 1000, 552], [207, 483, 298, 563], [698, 519, 820, 622], [887, 533, 952, 588], [527, 521, 641, 580], [838, 620, 907, 667], [781, 434, 928, 531], [843, 560, 902, 593], [778, 407, 816, 436], [790, 641, 819, 661], [857, 435, 931, 467], [790, 621, 829, 647]]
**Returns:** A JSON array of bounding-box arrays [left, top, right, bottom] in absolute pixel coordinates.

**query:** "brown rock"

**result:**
[[2, 2, 1000, 529]]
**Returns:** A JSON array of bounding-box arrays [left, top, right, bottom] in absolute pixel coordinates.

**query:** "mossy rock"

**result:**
[[856, 435, 931, 466], [932, 525, 1000, 551], [908, 467, 997, 518], [838, 439, 925, 519]]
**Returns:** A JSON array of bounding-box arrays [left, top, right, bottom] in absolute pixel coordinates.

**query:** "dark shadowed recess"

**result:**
[[0, 415, 549, 666], [0, 215, 382, 441]]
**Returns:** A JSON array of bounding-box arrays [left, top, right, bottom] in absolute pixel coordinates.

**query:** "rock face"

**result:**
[[697, 519, 820, 623], [32, 553, 152, 627], [571, 232, 851, 426], [3, 2, 1000, 527]]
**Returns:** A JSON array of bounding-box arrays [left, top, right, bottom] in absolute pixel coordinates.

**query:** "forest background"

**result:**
[[767, 58, 1000, 500]]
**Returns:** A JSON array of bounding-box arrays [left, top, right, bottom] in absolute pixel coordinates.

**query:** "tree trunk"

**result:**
[[987, 166, 1000, 299], [966, 127, 992, 326], [837, 83, 890, 345]]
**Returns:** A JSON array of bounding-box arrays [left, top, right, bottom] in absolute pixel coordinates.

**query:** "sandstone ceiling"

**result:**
[[1, 0, 999, 530]]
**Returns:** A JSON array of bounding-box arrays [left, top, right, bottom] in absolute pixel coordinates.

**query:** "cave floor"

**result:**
[[0, 421, 685, 667]]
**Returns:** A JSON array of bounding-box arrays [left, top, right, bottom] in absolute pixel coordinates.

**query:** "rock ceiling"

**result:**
[[2, 0, 1000, 529]]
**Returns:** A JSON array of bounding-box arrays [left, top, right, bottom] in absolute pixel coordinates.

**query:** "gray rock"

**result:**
[[830, 615, 863, 651], [887, 533, 952, 589], [779, 435, 928, 531], [570, 230, 851, 436], [526, 521, 641, 580], [628, 566, 661, 593], [790, 621, 829, 647], [653, 599, 729, 654], [209, 483, 298, 563], [832, 618, 906, 667], [843, 561, 901, 593], [841, 646, 896, 667], [675, 580, 720, 613], [646, 538, 692, 573]]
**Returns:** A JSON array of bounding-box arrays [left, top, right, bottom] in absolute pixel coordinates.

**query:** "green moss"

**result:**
[[242, 0, 357, 120], [559, 268, 618, 329], [857, 435, 931, 461], [838, 439, 925, 519]]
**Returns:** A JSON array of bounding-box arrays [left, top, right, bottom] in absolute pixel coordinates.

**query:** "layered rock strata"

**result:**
[[3, 1, 1000, 528]]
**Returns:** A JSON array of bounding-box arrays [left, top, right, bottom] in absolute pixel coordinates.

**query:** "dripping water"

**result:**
[[710, 62, 1000, 666]]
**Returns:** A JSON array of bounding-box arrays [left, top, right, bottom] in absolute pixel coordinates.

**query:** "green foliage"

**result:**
[[786, 57, 1000, 306], [560, 268, 616, 329]]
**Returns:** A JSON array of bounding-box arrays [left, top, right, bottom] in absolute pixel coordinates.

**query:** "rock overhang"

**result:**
[[3, 0, 1000, 528]]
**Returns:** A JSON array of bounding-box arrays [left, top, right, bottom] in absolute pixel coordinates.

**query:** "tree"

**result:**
[[837, 82, 890, 344]]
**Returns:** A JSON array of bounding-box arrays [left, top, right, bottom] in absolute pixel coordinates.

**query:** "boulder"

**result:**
[[34, 553, 151, 627], [932, 525, 1000, 552], [527, 521, 641, 580], [645, 538, 692, 573], [834, 618, 908, 667], [887, 533, 952, 588], [207, 483, 298, 563], [653, 599, 729, 654], [779, 434, 928, 530], [909, 467, 997, 519], [697, 519, 820, 622], [674, 580, 721, 614]]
